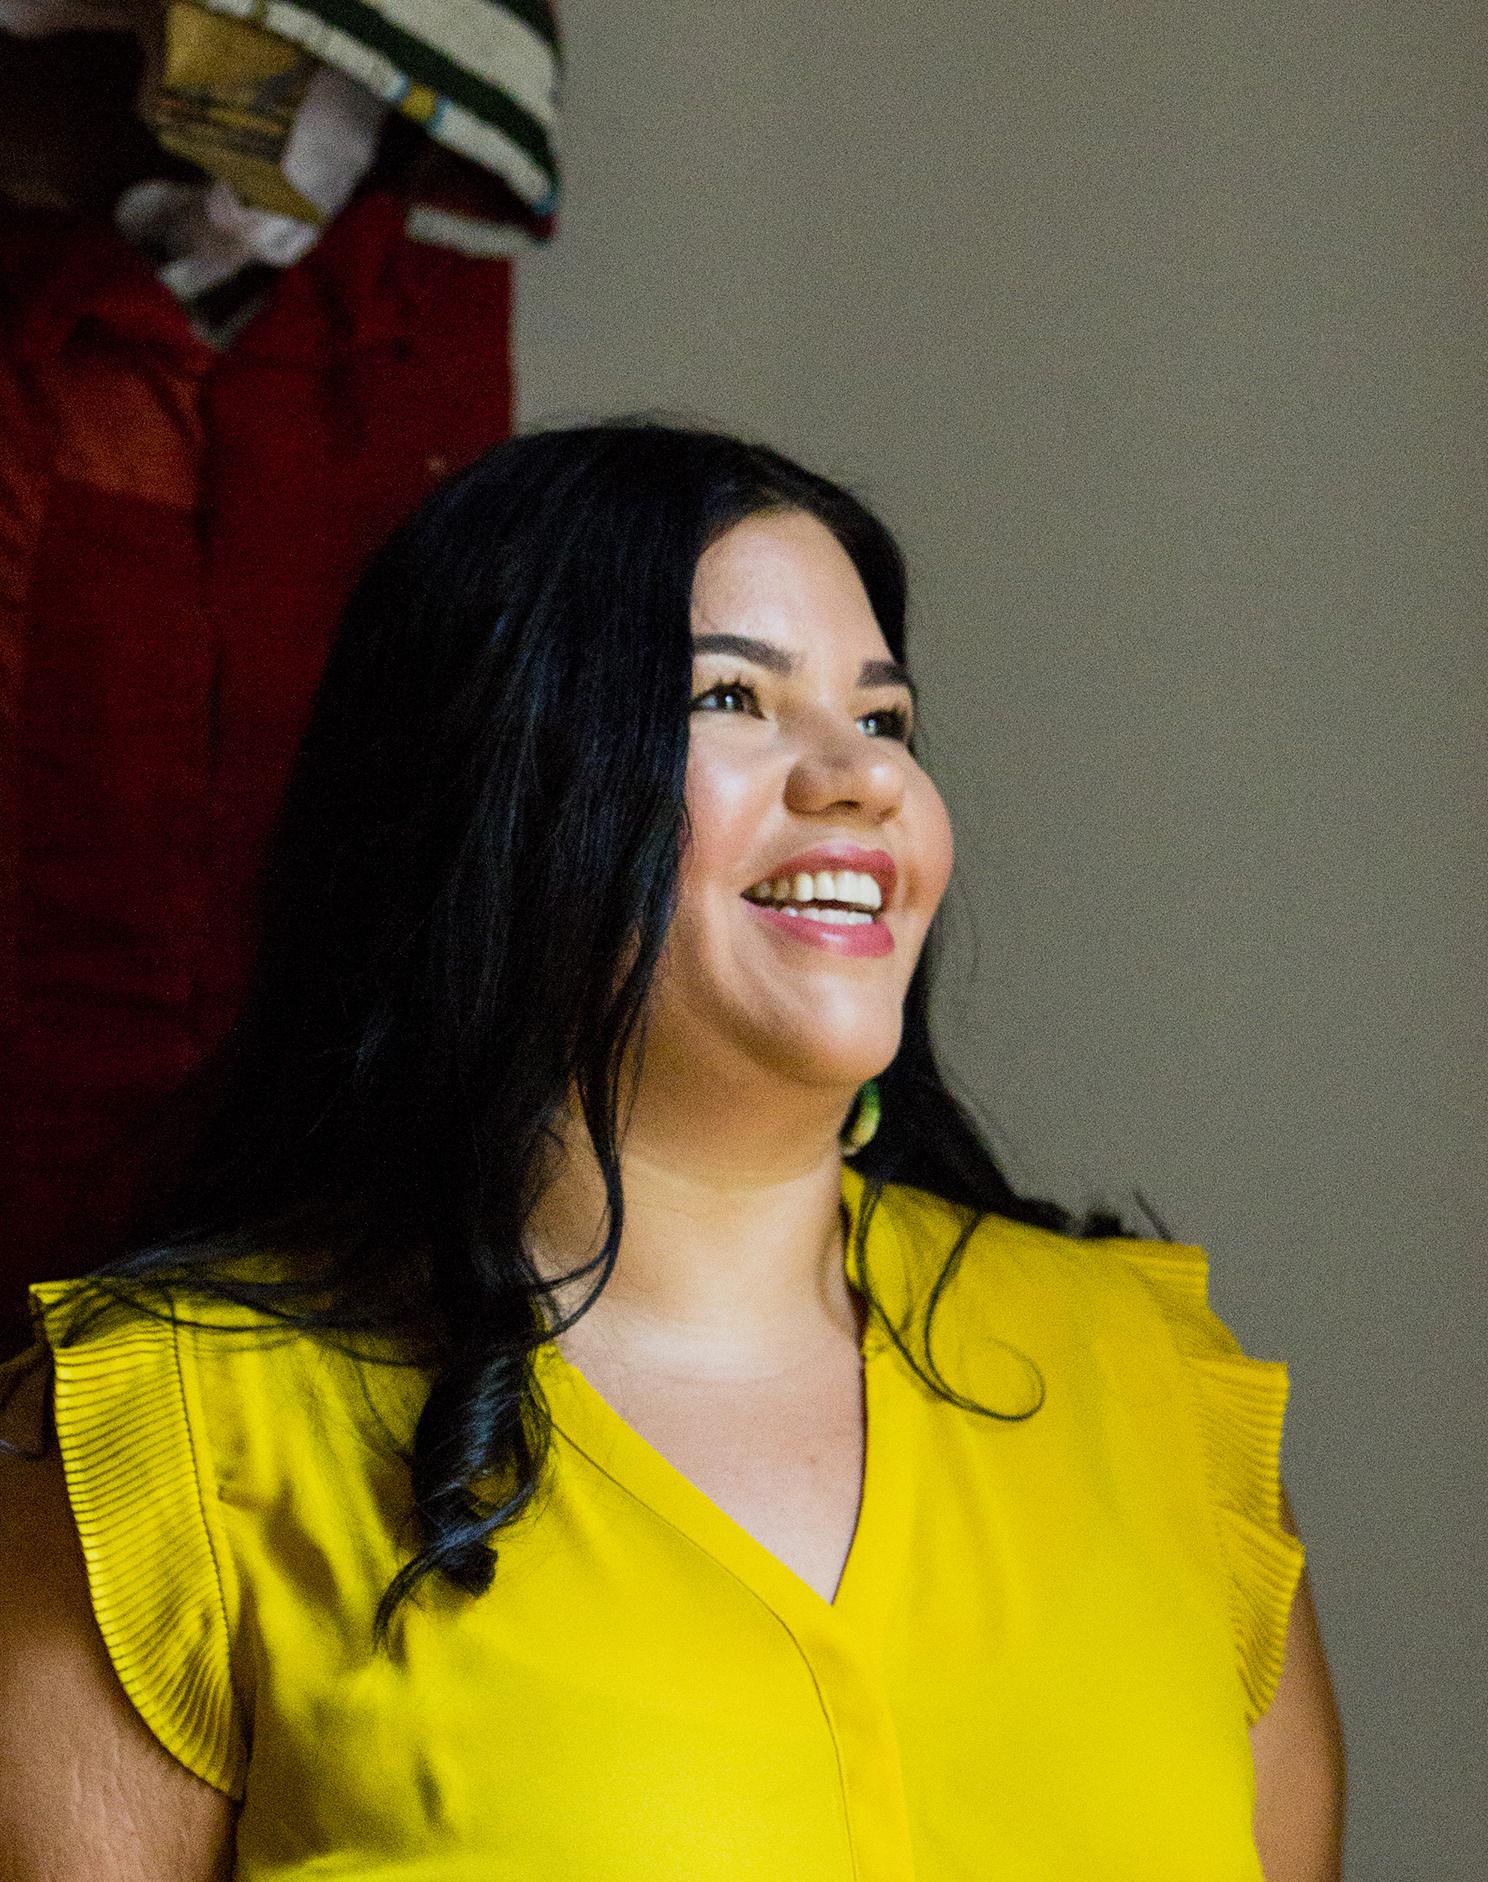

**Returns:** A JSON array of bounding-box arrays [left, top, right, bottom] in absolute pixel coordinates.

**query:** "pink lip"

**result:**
[[745, 901, 895, 956], [740, 842, 899, 959]]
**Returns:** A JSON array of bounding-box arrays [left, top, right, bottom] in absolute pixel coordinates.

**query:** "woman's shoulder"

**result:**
[[14, 1265, 433, 1804], [873, 1176, 1214, 1352], [877, 1183, 1306, 1725], [27, 1268, 427, 1444], [0, 1340, 240, 1878], [4, 1282, 256, 1803]]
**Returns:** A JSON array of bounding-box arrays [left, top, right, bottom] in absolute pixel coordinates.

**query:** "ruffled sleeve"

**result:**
[[26, 1279, 249, 1799], [1112, 1241, 1307, 1726]]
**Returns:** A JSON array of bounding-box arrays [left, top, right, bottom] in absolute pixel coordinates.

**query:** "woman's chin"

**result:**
[[748, 1030, 898, 1099]]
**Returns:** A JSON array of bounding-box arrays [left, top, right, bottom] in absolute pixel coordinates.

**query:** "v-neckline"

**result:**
[[531, 1165, 915, 1642]]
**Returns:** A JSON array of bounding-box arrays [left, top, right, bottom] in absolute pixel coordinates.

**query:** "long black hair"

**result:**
[[14, 420, 1153, 1642]]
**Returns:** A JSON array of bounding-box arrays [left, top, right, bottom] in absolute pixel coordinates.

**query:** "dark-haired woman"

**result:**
[[0, 423, 1345, 1879]]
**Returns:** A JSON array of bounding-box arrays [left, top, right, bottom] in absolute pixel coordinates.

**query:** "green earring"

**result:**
[[841, 1079, 881, 1155]]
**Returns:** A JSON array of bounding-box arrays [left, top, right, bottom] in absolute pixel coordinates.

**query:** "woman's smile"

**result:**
[[738, 843, 898, 957]]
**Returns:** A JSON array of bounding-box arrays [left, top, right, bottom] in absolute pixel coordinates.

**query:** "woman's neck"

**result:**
[[526, 1110, 862, 1384]]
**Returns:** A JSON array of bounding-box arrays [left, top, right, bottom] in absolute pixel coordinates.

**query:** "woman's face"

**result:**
[[646, 507, 954, 1104]]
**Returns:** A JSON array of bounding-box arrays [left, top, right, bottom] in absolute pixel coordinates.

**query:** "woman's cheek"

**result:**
[[910, 777, 955, 915], [683, 741, 770, 883]]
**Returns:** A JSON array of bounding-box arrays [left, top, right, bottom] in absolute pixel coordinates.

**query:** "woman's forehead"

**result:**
[[692, 512, 894, 662]]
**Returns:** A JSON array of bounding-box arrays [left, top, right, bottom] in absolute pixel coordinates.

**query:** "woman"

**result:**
[[0, 422, 1345, 1878]]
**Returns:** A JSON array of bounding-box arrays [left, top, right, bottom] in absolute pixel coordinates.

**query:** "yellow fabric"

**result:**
[[23, 1167, 1304, 1880]]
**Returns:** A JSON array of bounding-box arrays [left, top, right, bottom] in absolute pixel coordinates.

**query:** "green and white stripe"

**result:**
[[196, 0, 561, 214]]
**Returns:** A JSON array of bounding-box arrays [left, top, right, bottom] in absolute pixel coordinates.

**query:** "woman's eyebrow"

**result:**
[[692, 632, 916, 704]]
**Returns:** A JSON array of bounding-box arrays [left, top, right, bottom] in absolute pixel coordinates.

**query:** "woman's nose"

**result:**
[[782, 715, 905, 821]]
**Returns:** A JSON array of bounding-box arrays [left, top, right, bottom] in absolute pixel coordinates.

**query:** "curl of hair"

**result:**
[[5, 421, 1164, 1646]]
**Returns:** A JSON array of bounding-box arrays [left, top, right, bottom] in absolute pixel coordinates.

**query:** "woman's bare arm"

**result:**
[[0, 1358, 239, 1882], [1249, 1483, 1347, 1882]]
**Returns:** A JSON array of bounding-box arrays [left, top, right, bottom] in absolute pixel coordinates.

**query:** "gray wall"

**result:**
[[514, 4, 1486, 1874]]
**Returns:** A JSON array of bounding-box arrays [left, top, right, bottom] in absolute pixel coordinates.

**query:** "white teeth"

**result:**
[[745, 866, 886, 911], [776, 906, 874, 925], [831, 869, 882, 910]]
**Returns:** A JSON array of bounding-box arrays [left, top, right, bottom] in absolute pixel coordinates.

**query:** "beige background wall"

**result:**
[[514, 3, 1485, 1873]]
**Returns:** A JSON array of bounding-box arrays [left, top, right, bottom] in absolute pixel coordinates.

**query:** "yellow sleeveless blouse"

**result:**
[[19, 1166, 1304, 1879]]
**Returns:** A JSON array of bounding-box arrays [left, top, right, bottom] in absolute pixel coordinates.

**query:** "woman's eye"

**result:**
[[691, 679, 760, 715], [860, 706, 912, 741], [690, 681, 911, 741]]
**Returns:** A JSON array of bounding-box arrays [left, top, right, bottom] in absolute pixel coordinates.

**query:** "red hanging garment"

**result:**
[[0, 189, 514, 1343]]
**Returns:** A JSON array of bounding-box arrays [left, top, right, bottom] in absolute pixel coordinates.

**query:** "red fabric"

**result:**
[[0, 191, 513, 1338]]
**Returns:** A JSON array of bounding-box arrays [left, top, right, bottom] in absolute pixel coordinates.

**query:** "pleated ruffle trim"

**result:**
[[27, 1280, 249, 1799], [1113, 1243, 1307, 1727]]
